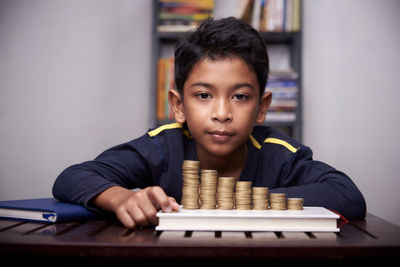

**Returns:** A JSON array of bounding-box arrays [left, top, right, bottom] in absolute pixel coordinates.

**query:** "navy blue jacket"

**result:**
[[53, 123, 366, 220]]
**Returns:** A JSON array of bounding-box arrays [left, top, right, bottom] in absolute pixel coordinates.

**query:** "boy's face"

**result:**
[[170, 57, 271, 158]]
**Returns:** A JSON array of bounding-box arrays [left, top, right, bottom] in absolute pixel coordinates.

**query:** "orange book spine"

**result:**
[[168, 57, 175, 120], [157, 58, 165, 121]]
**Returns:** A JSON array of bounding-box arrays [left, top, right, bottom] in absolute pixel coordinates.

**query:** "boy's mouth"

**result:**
[[207, 130, 234, 142]]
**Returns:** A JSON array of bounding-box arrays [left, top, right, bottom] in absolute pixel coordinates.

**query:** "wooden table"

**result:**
[[0, 213, 399, 266]]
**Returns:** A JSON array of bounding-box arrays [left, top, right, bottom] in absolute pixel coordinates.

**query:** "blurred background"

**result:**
[[0, 0, 399, 225]]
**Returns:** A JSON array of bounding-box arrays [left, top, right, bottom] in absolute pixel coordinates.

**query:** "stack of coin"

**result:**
[[269, 193, 287, 210], [200, 169, 218, 209], [252, 187, 269, 210], [235, 181, 252, 210], [287, 198, 304, 210], [216, 177, 235, 210], [181, 160, 200, 209]]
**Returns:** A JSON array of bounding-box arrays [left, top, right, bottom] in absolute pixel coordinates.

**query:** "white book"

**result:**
[[235, 0, 251, 19], [157, 25, 197, 33], [251, 0, 262, 30], [156, 206, 340, 232], [266, 111, 296, 122]]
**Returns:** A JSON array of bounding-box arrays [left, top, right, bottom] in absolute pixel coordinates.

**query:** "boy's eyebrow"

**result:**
[[190, 82, 213, 88], [233, 83, 255, 90], [190, 82, 255, 90]]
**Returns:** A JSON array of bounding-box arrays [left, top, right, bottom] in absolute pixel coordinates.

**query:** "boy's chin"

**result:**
[[203, 145, 241, 158]]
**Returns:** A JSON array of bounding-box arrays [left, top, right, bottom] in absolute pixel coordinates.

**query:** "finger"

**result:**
[[136, 194, 159, 226], [147, 186, 172, 213], [126, 202, 150, 227], [115, 207, 136, 229], [143, 206, 159, 226], [168, 197, 180, 211]]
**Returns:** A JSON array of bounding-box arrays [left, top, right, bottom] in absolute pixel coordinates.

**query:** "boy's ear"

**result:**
[[255, 91, 272, 125], [168, 89, 186, 123]]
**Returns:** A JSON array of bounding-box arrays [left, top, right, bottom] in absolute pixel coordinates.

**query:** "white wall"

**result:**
[[1, 0, 399, 226], [0, 0, 152, 199], [303, 0, 400, 225]]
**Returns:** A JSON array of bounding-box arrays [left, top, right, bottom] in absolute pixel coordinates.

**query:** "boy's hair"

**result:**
[[175, 17, 269, 98]]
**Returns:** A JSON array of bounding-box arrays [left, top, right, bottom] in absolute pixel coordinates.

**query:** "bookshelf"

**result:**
[[150, 0, 302, 141]]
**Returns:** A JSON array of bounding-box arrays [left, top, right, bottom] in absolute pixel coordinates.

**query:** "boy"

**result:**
[[53, 17, 366, 229]]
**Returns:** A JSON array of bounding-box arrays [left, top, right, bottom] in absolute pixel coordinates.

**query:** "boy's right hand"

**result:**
[[93, 186, 180, 229]]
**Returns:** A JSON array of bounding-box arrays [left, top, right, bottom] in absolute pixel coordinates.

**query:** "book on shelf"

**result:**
[[0, 198, 102, 223], [266, 111, 296, 122], [157, 0, 214, 33], [236, 0, 301, 32], [266, 70, 298, 122], [156, 206, 340, 232], [157, 57, 175, 121]]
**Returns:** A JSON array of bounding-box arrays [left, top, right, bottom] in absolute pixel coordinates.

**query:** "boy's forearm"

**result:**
[[92, 186, 132, 213], [52, 166, 119, 207]]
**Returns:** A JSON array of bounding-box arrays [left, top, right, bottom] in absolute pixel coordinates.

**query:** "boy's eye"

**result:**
[[196, 93, 211, 100], [233, 94, 248, 100]]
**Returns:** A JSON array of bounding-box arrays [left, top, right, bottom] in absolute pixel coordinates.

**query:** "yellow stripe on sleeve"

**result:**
[[263, 138, 298, 153], [148, 123, 183, 137]]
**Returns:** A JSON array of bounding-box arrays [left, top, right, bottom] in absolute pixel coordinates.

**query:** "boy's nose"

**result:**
[[211, 99, 232, 123]]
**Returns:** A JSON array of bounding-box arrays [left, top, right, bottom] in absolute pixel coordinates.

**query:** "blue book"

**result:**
[[0, 198, 102, 223]]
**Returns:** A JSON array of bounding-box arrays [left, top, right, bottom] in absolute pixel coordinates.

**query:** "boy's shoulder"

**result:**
[[144, 122, 191, 150], [147, 122, 189, 139], [117, 123, 188, 154], [250, 125, 303, 155]]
